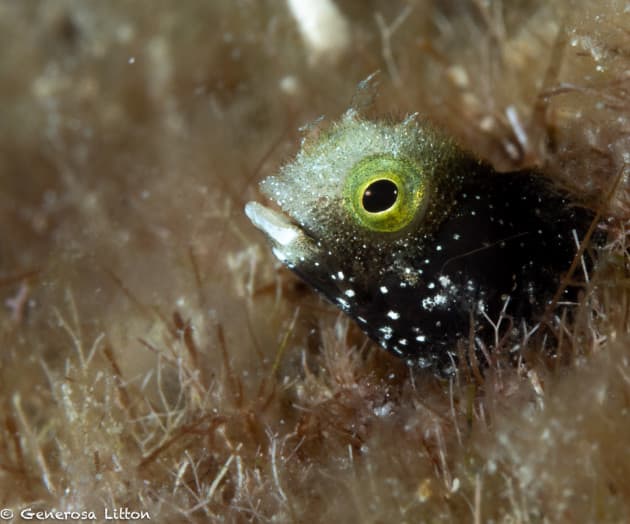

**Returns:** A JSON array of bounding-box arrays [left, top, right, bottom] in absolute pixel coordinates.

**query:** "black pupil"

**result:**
[[362, 179, 399, 213]]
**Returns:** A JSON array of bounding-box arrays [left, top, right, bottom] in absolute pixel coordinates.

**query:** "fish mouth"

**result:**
[[244, 201, 317, 265]]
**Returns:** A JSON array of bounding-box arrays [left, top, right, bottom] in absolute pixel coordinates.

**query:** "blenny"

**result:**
[[245, 110, 595, 374]]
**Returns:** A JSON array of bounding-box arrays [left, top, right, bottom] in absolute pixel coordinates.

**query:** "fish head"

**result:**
[[245, 112, 469, 370], [245, 110, 598, 375]]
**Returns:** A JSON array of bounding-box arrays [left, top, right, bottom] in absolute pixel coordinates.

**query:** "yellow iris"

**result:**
[[344, 154, 427, 233]]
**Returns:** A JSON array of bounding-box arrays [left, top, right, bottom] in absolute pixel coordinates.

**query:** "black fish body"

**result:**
[[245, 112, 594, 374]]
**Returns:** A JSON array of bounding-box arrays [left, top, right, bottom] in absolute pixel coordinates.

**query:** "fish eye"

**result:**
[[362, 179, 399, 213], [344, 154, 427, 233]]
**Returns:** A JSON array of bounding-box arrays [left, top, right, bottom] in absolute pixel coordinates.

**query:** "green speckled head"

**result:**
[[258, 112, 468, 249]]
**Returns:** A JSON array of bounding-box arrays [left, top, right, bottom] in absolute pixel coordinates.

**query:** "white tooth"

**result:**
[[245, 202, 301, 246], [272, 247, 287, 262]]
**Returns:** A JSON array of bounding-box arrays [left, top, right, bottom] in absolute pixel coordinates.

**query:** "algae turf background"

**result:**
[[1, 1, 630, 522]]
